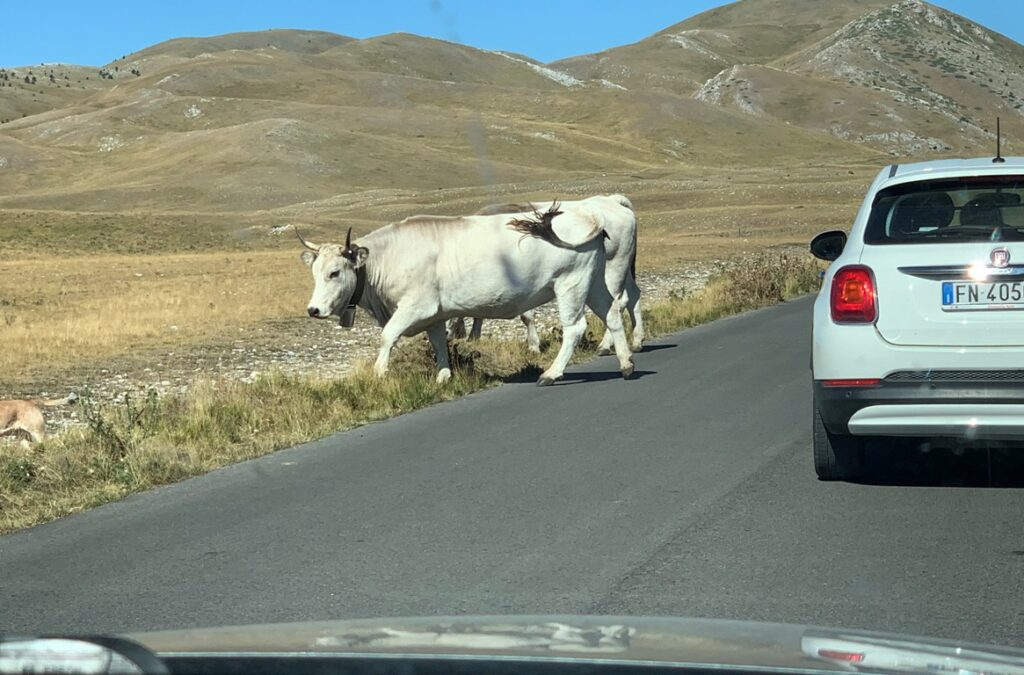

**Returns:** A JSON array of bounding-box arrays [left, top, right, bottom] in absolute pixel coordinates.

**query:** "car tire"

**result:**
[[813, 398, 865, 481]]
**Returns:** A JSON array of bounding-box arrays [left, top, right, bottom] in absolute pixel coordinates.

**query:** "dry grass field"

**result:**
[[0, 250, 304, 386]]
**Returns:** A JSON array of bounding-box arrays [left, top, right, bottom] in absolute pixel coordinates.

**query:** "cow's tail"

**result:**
[[611, 194, 638, 279], [630, 227, 638, 281], [508, 201, 586, 249], [37, 392, 78, 408], [610, 193, 638, 277]]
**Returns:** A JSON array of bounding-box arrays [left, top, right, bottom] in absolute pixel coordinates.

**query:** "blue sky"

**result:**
[[0, 1, 1018, 67]]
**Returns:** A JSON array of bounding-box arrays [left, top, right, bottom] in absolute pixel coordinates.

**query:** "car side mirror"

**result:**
[[810, 230, 847, 261]]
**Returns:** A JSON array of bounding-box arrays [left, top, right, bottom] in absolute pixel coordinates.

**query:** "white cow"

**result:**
[[458, 195, 644, 353], [299, 204, 635, 385]]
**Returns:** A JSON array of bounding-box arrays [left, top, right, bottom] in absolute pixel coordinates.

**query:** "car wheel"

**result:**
[[813, 398, 865, 481]]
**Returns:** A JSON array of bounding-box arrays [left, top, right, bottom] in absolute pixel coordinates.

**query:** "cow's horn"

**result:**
[[345, 227, 353, 250], [295, 228, 318, 251]]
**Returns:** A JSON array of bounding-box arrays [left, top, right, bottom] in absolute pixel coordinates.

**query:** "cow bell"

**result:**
[[339, 307, 357, 328]]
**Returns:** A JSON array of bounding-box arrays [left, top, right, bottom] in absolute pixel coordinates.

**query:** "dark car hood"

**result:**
[[122, 615, 1024, 674]]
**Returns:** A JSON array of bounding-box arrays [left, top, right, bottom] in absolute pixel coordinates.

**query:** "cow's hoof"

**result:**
[[436, 369, 452, 384], [536, 375, 557, 387], [621, 362, 635, 379], [597, 347, 613, 356], [630, 341, 644, 353]]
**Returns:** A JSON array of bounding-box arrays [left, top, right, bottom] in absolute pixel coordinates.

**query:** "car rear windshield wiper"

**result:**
[[904, 227, 1004, 240], [905, 228, 1024, 242]]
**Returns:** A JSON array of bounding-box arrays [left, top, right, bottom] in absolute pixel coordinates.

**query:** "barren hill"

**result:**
[[553, 0, 894, 95], [1, 0, 1020, 243], [557, 0, 1024, 155]]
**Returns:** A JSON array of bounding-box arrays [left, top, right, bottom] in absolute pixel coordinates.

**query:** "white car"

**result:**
[[810, 156, 1024, 480]]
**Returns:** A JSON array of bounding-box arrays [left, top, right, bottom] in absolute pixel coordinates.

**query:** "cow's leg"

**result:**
[[623, 271, 645, 351], [469, 318, 484, 341], [521, 310, 541, 353], [538, 281, 588, 386], [374, 305, 435, 378], [598, 272, 644, 354], [596, 307, 618, 356], [596, 245, 630, 355], [426, 322, 452, 384], [447, 317, 467, 340], [587, 283, 635, 379], [373, 334, 398, 377]]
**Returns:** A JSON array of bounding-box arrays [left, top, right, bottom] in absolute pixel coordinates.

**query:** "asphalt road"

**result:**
[[3, 297, 1024, 647]]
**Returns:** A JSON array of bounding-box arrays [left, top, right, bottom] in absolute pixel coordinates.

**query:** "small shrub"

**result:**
[[643, 252, 822, 336], [3, 457, 37, 489], [722, 251, 823, 306], [79, 389, 160, 460]]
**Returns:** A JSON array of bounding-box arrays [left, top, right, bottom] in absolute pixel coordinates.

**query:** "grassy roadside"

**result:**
[[0, 252, 823, 533]]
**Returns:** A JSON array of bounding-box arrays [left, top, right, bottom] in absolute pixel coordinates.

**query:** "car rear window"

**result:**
[[864, 176, 1024, 244]]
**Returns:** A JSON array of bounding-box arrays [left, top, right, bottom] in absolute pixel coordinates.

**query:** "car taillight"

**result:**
[[817, 649, 865, 663], [831, 265, 877, 323], [821, 379, 882, 388]]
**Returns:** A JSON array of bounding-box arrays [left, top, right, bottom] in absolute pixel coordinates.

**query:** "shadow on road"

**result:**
[[852, 440, 1024, 488], [503, 367, 656, 384], [556, 369, 657, 384], [638, 343, 676, 353]]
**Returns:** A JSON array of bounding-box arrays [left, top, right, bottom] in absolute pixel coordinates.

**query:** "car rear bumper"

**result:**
[[847, 404, 1024, 439], [814, 379, 1024, 439]]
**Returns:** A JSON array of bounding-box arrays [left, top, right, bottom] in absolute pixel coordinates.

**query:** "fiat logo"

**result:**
[[991, 247, 1011, 268]]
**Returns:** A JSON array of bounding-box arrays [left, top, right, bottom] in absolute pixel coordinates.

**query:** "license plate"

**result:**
[[942, 280, 1024, 310]]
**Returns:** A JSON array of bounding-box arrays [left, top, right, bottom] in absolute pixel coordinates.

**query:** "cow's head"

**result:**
[[298, 228, 369, 327]]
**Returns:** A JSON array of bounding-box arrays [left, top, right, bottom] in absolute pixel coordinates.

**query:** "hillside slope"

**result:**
[[552, 0, 894, 95], [0, 27, 880, 214], [5, 0, 1016, 220], [556, 0, 1024, 155]]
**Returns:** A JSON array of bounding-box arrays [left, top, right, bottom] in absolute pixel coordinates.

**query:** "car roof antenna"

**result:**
[[994, 117, 1006, 163]]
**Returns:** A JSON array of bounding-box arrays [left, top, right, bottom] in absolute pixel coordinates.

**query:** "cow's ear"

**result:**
[[353, 246, 369, 269], [300, 250, 316, 267]]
